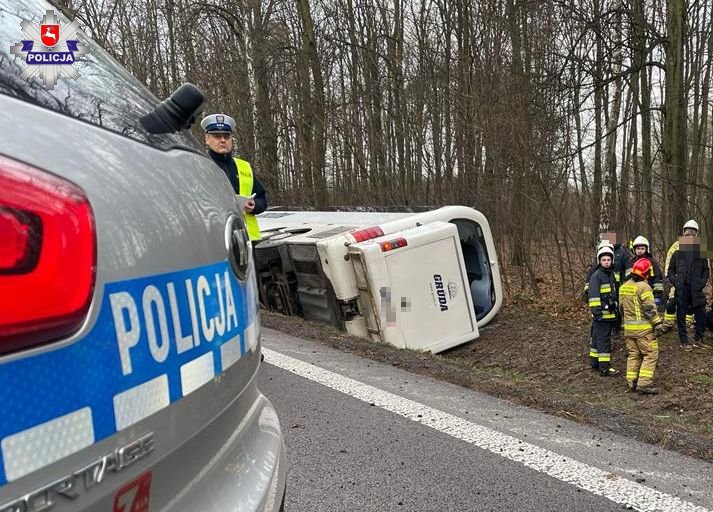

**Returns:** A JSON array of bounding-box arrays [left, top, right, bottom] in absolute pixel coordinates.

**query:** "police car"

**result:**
[[0, 1, 286, 510]]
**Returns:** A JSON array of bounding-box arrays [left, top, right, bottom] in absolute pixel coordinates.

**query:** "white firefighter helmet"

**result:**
[[632, 235, 649, 252], [597, 245, 614, 261], [596, 240, 614, 252], [683, 219, 699, 233]]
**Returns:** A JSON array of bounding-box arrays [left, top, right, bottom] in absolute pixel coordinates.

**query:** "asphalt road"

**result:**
[[259, 328, 713, 512]]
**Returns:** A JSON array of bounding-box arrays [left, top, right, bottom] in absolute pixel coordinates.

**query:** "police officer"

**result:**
[[201, 113, 267, 241]]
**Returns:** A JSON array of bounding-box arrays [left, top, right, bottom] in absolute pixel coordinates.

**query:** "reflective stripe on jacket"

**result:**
[[619, 278, 661, 337]]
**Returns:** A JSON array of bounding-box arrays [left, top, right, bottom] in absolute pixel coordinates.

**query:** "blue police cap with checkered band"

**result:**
[[200, 114, 235, 134]]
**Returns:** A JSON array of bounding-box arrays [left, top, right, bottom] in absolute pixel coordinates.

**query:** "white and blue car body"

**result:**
[[0, 1, 286, 510]]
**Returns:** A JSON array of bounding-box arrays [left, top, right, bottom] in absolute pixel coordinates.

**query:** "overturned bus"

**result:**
[[253, 206, 502, 353]]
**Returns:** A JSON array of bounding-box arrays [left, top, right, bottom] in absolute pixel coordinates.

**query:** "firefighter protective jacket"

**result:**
[[588, 266, 619, 321], [619, 278, 661, 337], [583, 245, 630, 296]]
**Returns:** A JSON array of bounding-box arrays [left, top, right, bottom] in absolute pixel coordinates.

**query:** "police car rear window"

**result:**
[[0, 0, 202, 152]]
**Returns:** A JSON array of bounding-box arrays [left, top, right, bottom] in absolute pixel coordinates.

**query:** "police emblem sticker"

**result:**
[[10, 9, 89, 90]]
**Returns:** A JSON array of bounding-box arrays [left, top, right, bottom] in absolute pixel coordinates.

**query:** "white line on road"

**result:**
[[263, 348, 710, 512]]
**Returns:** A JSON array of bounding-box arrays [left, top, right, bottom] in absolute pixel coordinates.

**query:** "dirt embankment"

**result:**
[[262, 306, 713, 462]]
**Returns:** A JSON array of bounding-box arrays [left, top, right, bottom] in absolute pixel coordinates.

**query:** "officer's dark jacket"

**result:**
[[667, 248, 710, 307], [208, 150, 268, 214], [628, 253, 664, 299], [588, 266, 619, 321]]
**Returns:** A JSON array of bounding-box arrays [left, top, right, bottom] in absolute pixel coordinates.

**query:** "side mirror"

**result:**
[[140, 83, 205, 134]]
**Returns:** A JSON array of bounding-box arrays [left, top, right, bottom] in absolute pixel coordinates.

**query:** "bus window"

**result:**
[[451, 219, 494, 320]]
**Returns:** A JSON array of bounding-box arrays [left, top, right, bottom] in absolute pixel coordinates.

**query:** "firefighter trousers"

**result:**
[[591, 321, 614, 373], [625, 333, 659, 389]]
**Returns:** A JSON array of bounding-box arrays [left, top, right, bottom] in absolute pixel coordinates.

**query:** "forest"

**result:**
[[57, 0, 713, 295]]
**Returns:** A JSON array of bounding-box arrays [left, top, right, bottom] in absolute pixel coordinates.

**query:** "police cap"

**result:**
[[200, 114, 235, 134]]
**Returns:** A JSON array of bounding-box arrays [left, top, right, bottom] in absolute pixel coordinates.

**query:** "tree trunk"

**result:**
[[663, 0, 687, 241]]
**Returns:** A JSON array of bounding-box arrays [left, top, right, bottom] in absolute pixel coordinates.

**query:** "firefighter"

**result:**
[[667, 231, 709, 351], [582, 233, 629, 298], [662, 220, 699, 331], [619, 258, 664, 394], [588, 245, 620, 376], [627, 236, 664, 304]]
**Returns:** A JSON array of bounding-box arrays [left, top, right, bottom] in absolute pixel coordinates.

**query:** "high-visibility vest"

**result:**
[[234, 157, 261, 241]]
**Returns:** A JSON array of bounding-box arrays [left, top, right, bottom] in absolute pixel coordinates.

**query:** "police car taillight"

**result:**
[[0, 157, 96, 355], [351, 226, 384, 242]]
